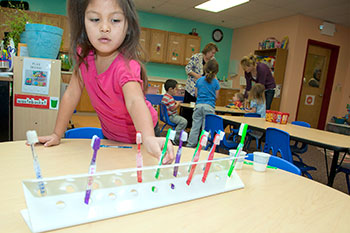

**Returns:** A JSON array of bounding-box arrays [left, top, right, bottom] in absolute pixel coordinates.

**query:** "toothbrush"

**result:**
[[173, 130, 188, 177], [202, 130, 225, 183], [186, 133, 208, 186], [228, 123, 248, 177], [136, 131, 143, 183], [84, 135, 101, 205], [26, 130, 46, 196], [188, 130, 206, 172], [155, 129, 176, 179], [100, 145, 132, 149]]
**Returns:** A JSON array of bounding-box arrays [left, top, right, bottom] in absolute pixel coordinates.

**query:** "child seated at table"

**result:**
[[246, 83, 266, 118], [232, 92, 244, 108], [161, 79, 188, 144]]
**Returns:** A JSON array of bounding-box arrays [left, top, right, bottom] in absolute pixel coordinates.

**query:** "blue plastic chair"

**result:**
[[244, 113, 263, 151], [290, 121, 310, 162], [204, 114, 238, 152], [159, 103, 176, 133], [145, 94, 163, 105], [246, 153, 302, 175], [263, 127, 316, 179], [65, 127, 104, 139], [337, 162, 350, 194]]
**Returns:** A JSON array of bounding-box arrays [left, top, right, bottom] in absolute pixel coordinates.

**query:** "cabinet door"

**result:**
[[184, 35, 201, 65], [60, 16, 70, 52], [216, 89, 239, 106], [40, 13, 62, 28], [166, 32, 185, 65], [139, 27, 150, 61], [149, 29, 167, 63]]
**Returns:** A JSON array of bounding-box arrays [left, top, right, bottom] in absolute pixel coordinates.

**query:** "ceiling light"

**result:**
[[195, 0, 249, 13]]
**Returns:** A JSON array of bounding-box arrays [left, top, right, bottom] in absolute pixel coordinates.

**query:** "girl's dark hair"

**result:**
[[67, 0, 148, 92], [203, 59, 219, 83]]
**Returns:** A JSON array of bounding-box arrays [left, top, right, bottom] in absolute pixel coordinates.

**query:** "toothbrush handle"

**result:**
[[136, 152, 143, 183], [186, 145, 202, 185], [228, 144, 243, 177], [202, 145, 217, 183], [173, 144, 183, 177], [33, 159, 46, 195]]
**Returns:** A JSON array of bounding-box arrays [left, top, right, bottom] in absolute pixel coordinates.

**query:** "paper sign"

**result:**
[[14, 94, 50, 109], [305, 95, 315, 105], [22, 58, 51, 95]]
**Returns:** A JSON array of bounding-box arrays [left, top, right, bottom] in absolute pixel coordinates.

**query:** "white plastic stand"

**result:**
[[21, 157, 244, 232]]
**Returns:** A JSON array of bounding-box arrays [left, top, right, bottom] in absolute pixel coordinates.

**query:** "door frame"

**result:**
[[296, 39, 339, 129]]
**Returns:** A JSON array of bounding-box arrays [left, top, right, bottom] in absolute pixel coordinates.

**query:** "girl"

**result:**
[[241, 54, 276, 110], [38, 0, 174, 164], [187, 59, 220, 147], [232, 92, 244, 108], [246, 83, 266, 118]]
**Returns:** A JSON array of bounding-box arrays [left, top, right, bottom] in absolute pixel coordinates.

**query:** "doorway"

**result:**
[[296, 40, 339, 129]]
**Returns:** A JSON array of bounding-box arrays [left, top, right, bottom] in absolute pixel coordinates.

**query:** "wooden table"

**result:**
[[1, 140, 350, 233], [222, 116, 350, 186], [180, 103, 246, 115]]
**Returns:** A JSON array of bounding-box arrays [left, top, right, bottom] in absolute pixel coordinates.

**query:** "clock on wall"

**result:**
[[212, 29, 223, 42]]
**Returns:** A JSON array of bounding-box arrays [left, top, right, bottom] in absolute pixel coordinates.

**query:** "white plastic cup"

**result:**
[[229, 149, 247, 169], [253, 152, 271, 172], [190, 102, 195, 107]]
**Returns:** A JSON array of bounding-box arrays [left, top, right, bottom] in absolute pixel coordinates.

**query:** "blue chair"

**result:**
[[159, 103, 176, 133], [65, 127, 104, 139], [263, 127, 316, 179], [204, 114, 238, 152], [290, 121, 310, 162], [336, 153, 350, 194], [246, 153, 301, 175], [145, 94, 163, 105], [244, 113, 263, 151]]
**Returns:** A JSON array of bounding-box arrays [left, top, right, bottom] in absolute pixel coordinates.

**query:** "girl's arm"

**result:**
[[38, 70, 84, 146], [123, 81, 174, 164]]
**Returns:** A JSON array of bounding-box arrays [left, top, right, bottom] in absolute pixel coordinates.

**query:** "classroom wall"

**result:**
[[22, 0, 233, 81], [230, 14, 350, 124]]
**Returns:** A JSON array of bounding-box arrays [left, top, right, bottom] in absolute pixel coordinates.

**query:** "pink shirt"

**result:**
[[79, 52, 158, 143]]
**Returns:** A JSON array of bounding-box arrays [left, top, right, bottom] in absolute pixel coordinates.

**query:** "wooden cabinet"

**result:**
[[147, 81, 163, 94], [139, 27, 150, 61], [60, 16, 70, 52], [216, 88, 240, 106], [184, 35, 201, 65], [254, 48, 288, 111], [166, 32, 185, 65], [149, 29, 167, 63]]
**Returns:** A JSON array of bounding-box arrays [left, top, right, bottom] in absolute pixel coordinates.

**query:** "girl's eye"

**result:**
[[112, 19, 121, 23], [89, 18, 99, 22]]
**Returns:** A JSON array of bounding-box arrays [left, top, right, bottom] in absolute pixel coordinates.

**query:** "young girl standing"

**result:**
[[38, 0, 174, 164], [187, 59, 220, 147], [246, 83, 266, 118]]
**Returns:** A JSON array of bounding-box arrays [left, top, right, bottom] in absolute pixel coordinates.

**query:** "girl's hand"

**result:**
[[143, 136, 175, 164], [38, 133, 61, 147]]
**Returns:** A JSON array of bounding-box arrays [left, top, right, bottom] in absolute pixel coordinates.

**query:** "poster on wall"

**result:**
[[21, 58, 51, 95]]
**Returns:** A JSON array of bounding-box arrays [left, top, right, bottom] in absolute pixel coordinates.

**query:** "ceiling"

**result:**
[[133, 0, 350, 29]]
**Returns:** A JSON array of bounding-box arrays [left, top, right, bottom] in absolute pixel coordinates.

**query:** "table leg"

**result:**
[[327, 150, 339, 186]]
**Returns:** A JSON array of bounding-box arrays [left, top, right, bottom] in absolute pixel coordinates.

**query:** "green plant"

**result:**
[[0, 5, 38, 49]]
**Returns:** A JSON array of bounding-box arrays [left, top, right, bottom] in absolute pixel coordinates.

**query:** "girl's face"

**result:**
[[85, 0, 128, 56], [242, 64, 254, 73]]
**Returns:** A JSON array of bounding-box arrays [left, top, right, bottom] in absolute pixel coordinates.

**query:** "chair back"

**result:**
[[291, 121, 310, 152], [246, 153, 301, 175], [244, 113, 261, 117], [263, 127, 293, 162], [292, 121, 310, 128], [159, 103, 173, 125], [204, 114, 224, 142], [145, 94, 163, 105], [65, 127, 104, 139]]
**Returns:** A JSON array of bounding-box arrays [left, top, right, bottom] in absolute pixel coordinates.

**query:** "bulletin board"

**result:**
[[13, 56, 61, 140]]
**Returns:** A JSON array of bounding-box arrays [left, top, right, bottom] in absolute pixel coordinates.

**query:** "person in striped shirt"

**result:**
[[161, 79, 187, 144]]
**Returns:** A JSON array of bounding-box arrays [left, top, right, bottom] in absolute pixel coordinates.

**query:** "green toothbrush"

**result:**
[[228, 123, 248, 177]]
